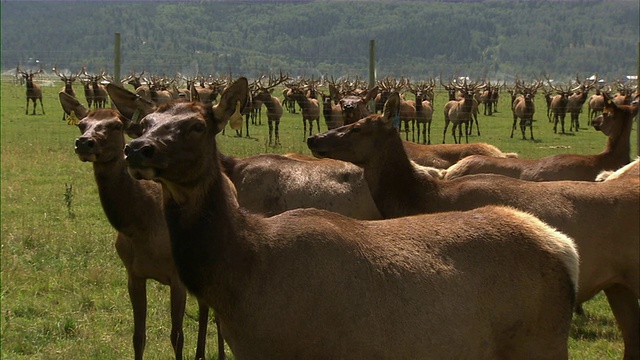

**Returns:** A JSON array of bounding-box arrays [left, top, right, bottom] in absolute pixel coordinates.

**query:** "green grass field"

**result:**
[[1, 77, 635, 359]]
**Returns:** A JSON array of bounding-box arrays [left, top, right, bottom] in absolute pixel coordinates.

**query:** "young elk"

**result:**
[[123, 77, 579, 359], [446, 93, 637, 181], [63, 89, 223, 360], [18, 67, 45, 115], [511, 80, 543, 140], [251, 72, 289, 146], [307, 94, 639, 359]]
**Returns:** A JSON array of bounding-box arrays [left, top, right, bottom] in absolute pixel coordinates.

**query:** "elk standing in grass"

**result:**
[[123, 77, 579, 359], [252, 72, 289, 146], [307, 93, 640, 359], [511, 80, 542, 140], [548, 81, 572, 134], [63, 89, 220, 360], [319, 91, 343, 130], [407, 80, 434, 144], [446, 93, 637, 181], [588, 81, 606, 124], [289, 80, 320, 140], [19, 67, 45, 115], [442, 79, 484, 144], [567, 75, 595, 131]]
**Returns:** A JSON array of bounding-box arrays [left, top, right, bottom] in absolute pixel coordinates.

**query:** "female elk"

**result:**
[[307, 94, 640, 359], [64, 89, 221, 360], [18, 67, 45, 115], [123, 78, 579, 359]]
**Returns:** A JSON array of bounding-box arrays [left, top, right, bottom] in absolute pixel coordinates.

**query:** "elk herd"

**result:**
[[43, 66, 639, 359]]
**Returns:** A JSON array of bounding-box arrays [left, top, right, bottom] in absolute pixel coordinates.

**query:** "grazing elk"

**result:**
[[62, 90, 220, 360], [252, 72, 289, 146], [446, 93, 637, 181], [123, 78, 579, 359], [511, 80, 543, 140], [548, 81, 572, 134], [289, 80, 321, 140], [407, 80, 434, 144], [567, 75, 595, 131], [442, 79, 484, 144], [18, 67, 45, 115], [307, 93, 640, 360]]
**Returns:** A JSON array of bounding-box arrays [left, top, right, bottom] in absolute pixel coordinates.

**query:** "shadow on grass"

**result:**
[[570, 310, 620, 341]]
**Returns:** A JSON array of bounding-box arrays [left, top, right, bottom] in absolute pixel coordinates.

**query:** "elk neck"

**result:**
[[92, 155, 162, 235], [161, 153, 260, 317], [364, 131, 440, 218]]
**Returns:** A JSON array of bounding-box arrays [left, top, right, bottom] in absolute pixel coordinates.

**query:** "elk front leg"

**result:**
[[169, 284, 186, 360], [604, 285, 639, 360], [128, 275, 147, 360], [195, 299, 210, 360]]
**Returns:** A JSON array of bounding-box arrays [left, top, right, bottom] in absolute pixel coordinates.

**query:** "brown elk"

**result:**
[[548, 80, 572, 134], [288, 79, 321, 139], [83, 69, 110, 108], [123, 77, 579, 359], [62, 90, 221, 360], [319, 90, 343, 130], [567, 75, 595, 132], [442, 79, 484, 144], [252, 72, 289, 146], [18, 67, 45, 115], [596, 157, 639, 182], [407, 80, 434, 144], [511, 79, 542, 140], [307, 94, 640, 360], [588, 80, 606, 124], [446, 93, 637, 181], [52, 65, 80, 99], [402, 140, 518, 169], [373, 77, 394, 113], [328, 77, 378, 127]]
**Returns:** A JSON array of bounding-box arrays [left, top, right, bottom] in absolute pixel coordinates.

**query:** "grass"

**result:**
[[1, 76, 636, 359]]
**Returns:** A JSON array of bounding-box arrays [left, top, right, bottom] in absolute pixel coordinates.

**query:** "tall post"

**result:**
[[114, 33, 121, 88], [368, 39, 376, 112]]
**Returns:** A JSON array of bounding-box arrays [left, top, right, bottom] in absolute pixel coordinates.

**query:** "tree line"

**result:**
[[1, 1, 638, 82]]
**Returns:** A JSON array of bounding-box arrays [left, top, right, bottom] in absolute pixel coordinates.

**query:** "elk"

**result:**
[[18, 67, 45, 115], [62, 90, 221, 360], [548, 80, 572, 134], [307, 93, 640, 360], [446, 94, 637, 181], [442, 79, 484, 144], [402, 140, 518, 169], [588, 81, 606, 123], [86, 70, 110, 108], [596, 157, 639, 182], [510, 79, 542, 140], [288, 80, 321, 140], [220, 153, 382, 220], [407, 80, 434, 144], [319, 91, 343, 130], [567, 75, 595, 131], [328, 77, 378, 126], [251, 72, 289, 146], [123, 77, 579, 359], [52, 65, 80, 99], [373, 77, 394, 113]]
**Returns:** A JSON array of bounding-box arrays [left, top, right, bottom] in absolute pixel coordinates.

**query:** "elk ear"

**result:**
[[211, 77, 249, 134], [59, 92, 88, 120], [381, 92, 401, 127], [106, 83, 157, 124]]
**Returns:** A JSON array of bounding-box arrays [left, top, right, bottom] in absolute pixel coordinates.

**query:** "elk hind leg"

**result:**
[[511, 116, 518, 138]]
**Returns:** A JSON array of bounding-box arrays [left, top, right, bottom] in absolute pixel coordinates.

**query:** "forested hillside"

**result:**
[[1, 1, 638, 81]]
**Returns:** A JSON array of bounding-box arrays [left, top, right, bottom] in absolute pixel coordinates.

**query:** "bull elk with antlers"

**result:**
[[441, 78, 484, 144], [252, 72, 290, 146], [567, 74, 595, 132], [18, 66, 45, 115], [407, 80, 435, 144], [511, 79, 543, 140], [288, 78, 321, 140], [547, 78, 572, 134]]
